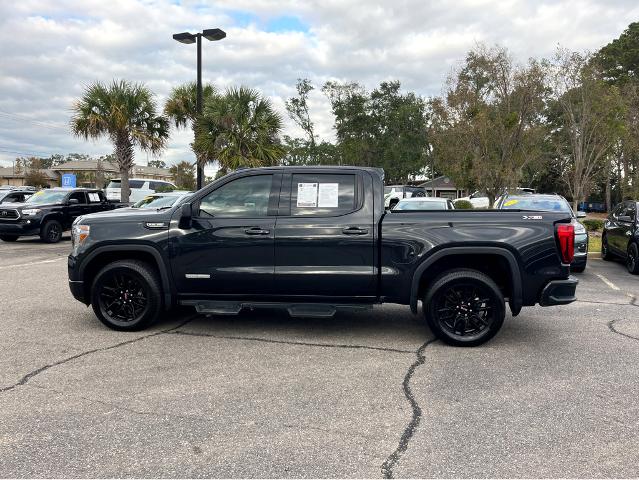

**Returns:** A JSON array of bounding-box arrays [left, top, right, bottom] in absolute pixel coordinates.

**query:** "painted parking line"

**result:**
[[595, 273, 621, 291], [0, 258, 65, 270]]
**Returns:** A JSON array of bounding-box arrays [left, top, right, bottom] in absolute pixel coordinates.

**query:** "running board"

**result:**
[[180, 300, 373, 318]]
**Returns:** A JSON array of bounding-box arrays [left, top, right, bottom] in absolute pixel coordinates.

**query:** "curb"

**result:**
[[588, 252, 601, 259]]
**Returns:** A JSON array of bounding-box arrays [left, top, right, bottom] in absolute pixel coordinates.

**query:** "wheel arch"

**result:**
[[79, 245, 173, 309], [409, 246, 523, 316]]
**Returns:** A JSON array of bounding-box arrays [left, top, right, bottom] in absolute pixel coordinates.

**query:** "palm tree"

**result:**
[[194, 86, 285, 174], [164, 82, 216, 171], [71, 80, 169, 202]]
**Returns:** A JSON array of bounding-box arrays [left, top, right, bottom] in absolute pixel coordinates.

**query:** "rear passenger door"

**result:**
[[274, 171, 376, 299]]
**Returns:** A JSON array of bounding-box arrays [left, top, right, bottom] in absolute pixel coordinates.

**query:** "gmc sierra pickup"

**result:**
[[68, 166, 578, 346]]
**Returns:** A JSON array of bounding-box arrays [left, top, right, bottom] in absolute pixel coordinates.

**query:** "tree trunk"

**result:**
[[605, 164, 612, 213], [120, 166, 130, 204], [115, 133, 134, 203]]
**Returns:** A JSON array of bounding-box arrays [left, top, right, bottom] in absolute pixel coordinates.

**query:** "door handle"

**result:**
[[244, 227, 270, 235], [342, 226, 368, 235]]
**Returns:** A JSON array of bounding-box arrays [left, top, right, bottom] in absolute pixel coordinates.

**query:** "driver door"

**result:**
[[170, 173, 280, 297]]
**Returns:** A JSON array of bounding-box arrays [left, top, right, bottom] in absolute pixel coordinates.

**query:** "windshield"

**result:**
[[133, 194, 189, 209], [500, 196, 572, 213], [106, 180, 121, 189], [394, 200, 448, 211], [24, 190, 68, 205]]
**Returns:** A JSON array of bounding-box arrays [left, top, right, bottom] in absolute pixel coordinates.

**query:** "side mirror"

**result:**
[[68, 198, 79, 205], [389, 198, 400, 210], [179, 203, 193, 229], [618, 215, 633, 223], [577, 211, 587, 218]]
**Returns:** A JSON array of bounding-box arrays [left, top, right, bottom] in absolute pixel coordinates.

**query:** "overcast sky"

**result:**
[[0, 0, 638, 172]]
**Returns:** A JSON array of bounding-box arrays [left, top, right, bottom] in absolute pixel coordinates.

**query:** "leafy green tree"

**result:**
[[164, 82, 216, 169], [369, 81, 428, 183], [285, 78, 316, 148], [169, 161, 196, 190], [320, 80, 428, 182], [71, 80, 169, 202], [429, 45, 548, 206], [194, 86, 284, 173], [596, 22, 639, 85], [549, 49, 625, 210]]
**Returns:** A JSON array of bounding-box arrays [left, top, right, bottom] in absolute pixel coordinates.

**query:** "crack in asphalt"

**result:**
[[595, 294, 639, 342], [608, 319, 639, 341], [381, 337, 437, 479], [166, 330, 415, 354], [0, 318, 196, 394]]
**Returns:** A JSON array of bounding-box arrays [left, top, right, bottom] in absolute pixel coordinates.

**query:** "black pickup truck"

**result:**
[[0, 188, 116, 243], [68, 166, 578, 346]]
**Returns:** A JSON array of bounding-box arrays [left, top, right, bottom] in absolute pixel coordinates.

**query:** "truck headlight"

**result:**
[[72, 224, 90, 245], [21, 208, 41, 216]]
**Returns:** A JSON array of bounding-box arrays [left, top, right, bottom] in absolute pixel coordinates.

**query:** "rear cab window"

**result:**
[[287, 173, 358, 217]]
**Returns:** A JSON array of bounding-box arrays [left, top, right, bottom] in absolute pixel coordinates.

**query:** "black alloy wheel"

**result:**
[[424, 269, 505, 347], [40, 220, 62, 243], [91, 260, 162, 331], [627, 243, 639, 274], [98, 271, 149, 324]]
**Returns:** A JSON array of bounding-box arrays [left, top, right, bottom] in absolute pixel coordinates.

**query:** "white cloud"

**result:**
[[0, 0, 638, 168]]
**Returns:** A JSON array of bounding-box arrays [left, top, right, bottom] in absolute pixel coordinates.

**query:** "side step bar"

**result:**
[[179, 300, 373, 318]]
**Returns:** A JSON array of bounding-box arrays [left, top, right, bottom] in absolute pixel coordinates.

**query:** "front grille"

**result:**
[[0, 208, 19, 220]]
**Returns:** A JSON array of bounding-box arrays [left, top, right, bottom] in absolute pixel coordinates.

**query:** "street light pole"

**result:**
[[173, 28, 226, 190], [196, 33, 203, 190]]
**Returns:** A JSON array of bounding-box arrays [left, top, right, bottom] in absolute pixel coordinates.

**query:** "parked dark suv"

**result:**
[[0, 188, 115, 243], [602, 200, 639, 273]]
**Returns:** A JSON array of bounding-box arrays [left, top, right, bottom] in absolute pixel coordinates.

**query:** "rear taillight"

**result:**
[[556, 224, 575, 264]]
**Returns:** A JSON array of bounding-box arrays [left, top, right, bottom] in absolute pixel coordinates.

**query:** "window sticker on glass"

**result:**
[[88, 193, 100, 202], [297, 182, 318, 207], [318, 183, 339, 208]]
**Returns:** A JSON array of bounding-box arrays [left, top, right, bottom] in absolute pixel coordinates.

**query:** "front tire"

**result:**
[[91, 260, 162, 331], [0, 235, 18, 242], [40, 219, 62, 243], [423, 269, 505, 347], [627, 243, 639, 275]]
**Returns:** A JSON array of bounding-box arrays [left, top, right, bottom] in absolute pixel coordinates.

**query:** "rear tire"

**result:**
[[423, 269, 505, 347], [40, 219, 62, 243], [0, 235, 18, 242], [601, 234, 613, 261], [91, 260, 163, 331], [627, 243, 639, 275]]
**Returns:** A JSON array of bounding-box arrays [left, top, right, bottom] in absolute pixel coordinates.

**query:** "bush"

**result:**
[[154, 184, 175, 193], [582, 219, 604, 232], [454, 199, 473, 209]]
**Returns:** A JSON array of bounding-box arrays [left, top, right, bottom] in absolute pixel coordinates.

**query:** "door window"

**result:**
[[199, 175, 273, 218], [68, 192, 87, 204], [290, 174, 357, 216], [129, 180, 145, 189]]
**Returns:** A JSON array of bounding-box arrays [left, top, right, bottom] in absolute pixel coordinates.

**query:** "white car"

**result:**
[[391, 197, 455, 210], [457, 191, 490, 209], [105, 178, 177, 203]]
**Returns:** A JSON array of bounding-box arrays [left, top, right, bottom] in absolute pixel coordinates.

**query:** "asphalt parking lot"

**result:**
[[1, 237, 638, 478]]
